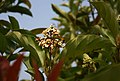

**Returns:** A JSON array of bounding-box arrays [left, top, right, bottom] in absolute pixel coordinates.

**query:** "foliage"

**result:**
[[1, 0, 120, 81], [52, 0, 120, 81], [0, 0, 32, 16]]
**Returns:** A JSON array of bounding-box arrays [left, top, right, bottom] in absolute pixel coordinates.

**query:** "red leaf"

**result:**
[[48, 58, 64, 81], [0, 56, 10, 81], [32, 60, 43, 81], [6, 54, 23, 81]]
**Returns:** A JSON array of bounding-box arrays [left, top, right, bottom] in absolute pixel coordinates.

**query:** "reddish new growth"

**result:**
[[36, 25, 64, 53]]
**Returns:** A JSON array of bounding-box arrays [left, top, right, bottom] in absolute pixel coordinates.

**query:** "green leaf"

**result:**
[[25, 69, 34, 76], [0, 32, 7, 53], [23, 57, 33, 70], [7, 31, 29, 47], [68, 12, 75, 22], [61, 2, 69, 7], [69, 0, 74, 10], [51, 4, 69, 20], [7, 54, 19, 61], [52, 17, 62, 22], [92, 2, 119, 39], [117, 0, 120, 13], [24, 0, 31, 9], [0, 20, 11, 29], [5, 39, 19, 54], [31, 28, 46, 35], [69, 0, 80, 14], [18, 0, 31, 8], [0, 1, 4, 8], [82, 64, 120, 81], [0, 27, 10, 35], [94, 25, 116, 46], [23, 57, 35, 77], [20, 79, 31, 81], [9, 0, 16, 3], [7, 31, 45, 67], [8, 6, 32, 16], [27, 37, 45, 67], [15, 29, 35, 37], [62, 35, 113, 63], [8, 16, 20, 30]]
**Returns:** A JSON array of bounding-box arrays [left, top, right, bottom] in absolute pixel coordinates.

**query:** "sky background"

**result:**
[[0, 0, 89, 80]]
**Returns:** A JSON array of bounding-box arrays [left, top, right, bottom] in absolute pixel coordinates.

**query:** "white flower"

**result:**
[[36, 24, 64, 52]]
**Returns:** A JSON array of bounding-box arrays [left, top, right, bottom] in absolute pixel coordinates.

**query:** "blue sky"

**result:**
[[0, 0, 89, 80]]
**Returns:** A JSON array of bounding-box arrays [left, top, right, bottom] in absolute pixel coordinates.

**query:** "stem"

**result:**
[[49, 50, 52, 72], [89, 0, 95, 20], [70, 24, 75, 40], [90, 4, 95, 20], [31, 76, 34, 81]]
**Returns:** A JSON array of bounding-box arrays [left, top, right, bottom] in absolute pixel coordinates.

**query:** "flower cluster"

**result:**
[[36, 25, 64, 51], [82, 54, 96, 72]]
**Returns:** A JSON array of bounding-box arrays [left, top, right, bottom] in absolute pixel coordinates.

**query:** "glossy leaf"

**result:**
[[51, 4, 69, 20], [0, 20, 11, 29], [24, 0, 31, 9], [48, 59, 64, 81], [31, 28, 46, 35], [92, 2, 119, 39], [9, 0, 16, 3], [6, 54, 23, 81], [23, 57, 33, 70], [69, 0, 80, 14], [25, 69, 34, 77], [7, 31, 29, 47], [8, 16, 20, 30], [5, 38, 19, 54], [0, 32, 7, 53], [7, 31, 45, 67], [7, 31, 44, 75], [62, 35, 113, 63], [61, 3, 69, 7], [82, 64, 120, 81], [117, 0, 120, 13], [7, 54, 19, 61], [27, 37, 45, 67], [15, 29, 35, 37], [0, 27, 10, 35], [69, 0, 74, 10], [8, 6, 32, 16], [94, 25, 116, 46], [18, 0, 31, 8], [24, 57, 36, 77], [52, 17, 62, 22], [20, 80, 31, 81]]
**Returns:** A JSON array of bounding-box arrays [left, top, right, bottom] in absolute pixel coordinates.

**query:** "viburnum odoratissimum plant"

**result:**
[[35, 25, 65, 76]]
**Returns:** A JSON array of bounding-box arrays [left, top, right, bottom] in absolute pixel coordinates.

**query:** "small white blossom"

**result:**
[[36, 24, 64, 53]]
